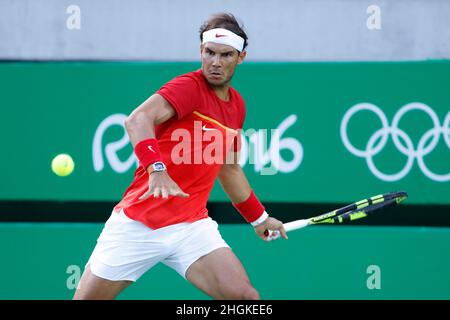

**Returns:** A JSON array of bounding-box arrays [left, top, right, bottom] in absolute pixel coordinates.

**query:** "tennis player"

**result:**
[[74, 12, 287, 300]]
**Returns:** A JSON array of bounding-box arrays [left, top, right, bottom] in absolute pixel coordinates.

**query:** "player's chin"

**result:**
[[206, 76, 228, 87]]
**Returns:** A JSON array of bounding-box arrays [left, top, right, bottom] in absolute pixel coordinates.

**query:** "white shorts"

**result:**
[[86, 209, 229, 282]]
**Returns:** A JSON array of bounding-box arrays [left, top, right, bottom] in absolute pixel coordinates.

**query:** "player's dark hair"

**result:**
[[199, 12, 248, 51]]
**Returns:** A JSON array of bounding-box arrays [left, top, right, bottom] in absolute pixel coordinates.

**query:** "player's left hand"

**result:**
[[254, 217, 288, 241]]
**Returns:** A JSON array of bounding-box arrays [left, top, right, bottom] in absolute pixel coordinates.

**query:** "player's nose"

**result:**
[[211, 55, 221, 66]]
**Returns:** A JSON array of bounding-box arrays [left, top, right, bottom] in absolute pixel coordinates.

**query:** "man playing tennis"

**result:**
[[74, 12, 287, 300]]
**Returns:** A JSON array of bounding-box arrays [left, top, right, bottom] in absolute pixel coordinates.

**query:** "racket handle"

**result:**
[[264, 230, 281, 242], [263, 219, 309, 241]]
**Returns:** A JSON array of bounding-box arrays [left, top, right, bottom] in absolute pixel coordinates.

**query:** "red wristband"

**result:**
[[232, 190, 265, 223], [134, 138, 163, 170]]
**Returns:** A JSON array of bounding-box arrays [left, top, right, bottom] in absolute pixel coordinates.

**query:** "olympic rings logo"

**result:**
[[340, 102, 450, 182]]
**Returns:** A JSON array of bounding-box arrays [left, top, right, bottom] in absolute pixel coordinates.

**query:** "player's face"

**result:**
[[201, 42, 246, 87]]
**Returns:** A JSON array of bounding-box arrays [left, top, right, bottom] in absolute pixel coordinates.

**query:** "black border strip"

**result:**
[[0, 201, 449, 227]]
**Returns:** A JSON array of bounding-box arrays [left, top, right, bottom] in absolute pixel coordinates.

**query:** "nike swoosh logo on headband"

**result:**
[[215, 34, 227, 38]]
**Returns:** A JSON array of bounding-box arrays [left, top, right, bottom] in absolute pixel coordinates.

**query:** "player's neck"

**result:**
[[211, 84, 230, 102]]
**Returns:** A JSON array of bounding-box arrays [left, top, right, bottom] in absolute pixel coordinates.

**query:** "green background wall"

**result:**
[[0, 223, 449, 299], [1, 62, 449, 204], [1, 62, 448, 299]]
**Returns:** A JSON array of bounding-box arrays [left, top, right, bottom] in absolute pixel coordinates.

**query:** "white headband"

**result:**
[[202, 28, 245, 52]]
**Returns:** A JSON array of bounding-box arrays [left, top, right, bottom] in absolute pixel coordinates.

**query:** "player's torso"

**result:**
[[114, 71, 245, 229], [156, 83, 243, 192]]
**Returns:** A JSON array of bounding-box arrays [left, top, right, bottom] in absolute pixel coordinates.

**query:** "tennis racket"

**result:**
[[264, 191, 408, 241]]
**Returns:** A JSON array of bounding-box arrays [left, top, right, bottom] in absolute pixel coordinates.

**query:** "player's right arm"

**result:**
[[125, 94, 189, 200], [125, 94, 174, 144]]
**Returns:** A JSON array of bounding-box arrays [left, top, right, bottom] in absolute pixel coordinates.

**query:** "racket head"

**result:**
[[310, 191, 408, 225], [263, 191, 408, 240]]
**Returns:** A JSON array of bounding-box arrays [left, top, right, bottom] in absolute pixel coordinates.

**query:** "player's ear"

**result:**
[[200, 43, 204, 54], [237, 50, 247, 64]]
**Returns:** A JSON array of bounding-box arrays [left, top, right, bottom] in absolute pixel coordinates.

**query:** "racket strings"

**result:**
[[333, 197, 400, 223], [312, 193, 406, 225]]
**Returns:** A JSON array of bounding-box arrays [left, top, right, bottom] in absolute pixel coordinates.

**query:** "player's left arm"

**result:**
[[217, 152, 288, 241]]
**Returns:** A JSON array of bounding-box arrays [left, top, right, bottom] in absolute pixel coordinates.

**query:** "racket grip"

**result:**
[[264, 230, 281, 242]]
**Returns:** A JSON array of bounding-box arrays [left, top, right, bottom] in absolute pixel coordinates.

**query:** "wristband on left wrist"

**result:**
[[232, 190, 265, 224], [250, 211, 269, 227]]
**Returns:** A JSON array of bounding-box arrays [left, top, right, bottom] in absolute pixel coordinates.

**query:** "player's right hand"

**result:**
[[139, 171, 189, 200], [254, 216, 288, 241]]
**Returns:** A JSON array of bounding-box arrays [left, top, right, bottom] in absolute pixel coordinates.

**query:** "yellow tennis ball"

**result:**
[[52, 154, 75, 177]]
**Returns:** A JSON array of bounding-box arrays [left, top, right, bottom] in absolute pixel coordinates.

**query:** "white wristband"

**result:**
[[251, 211, 269, 227]]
